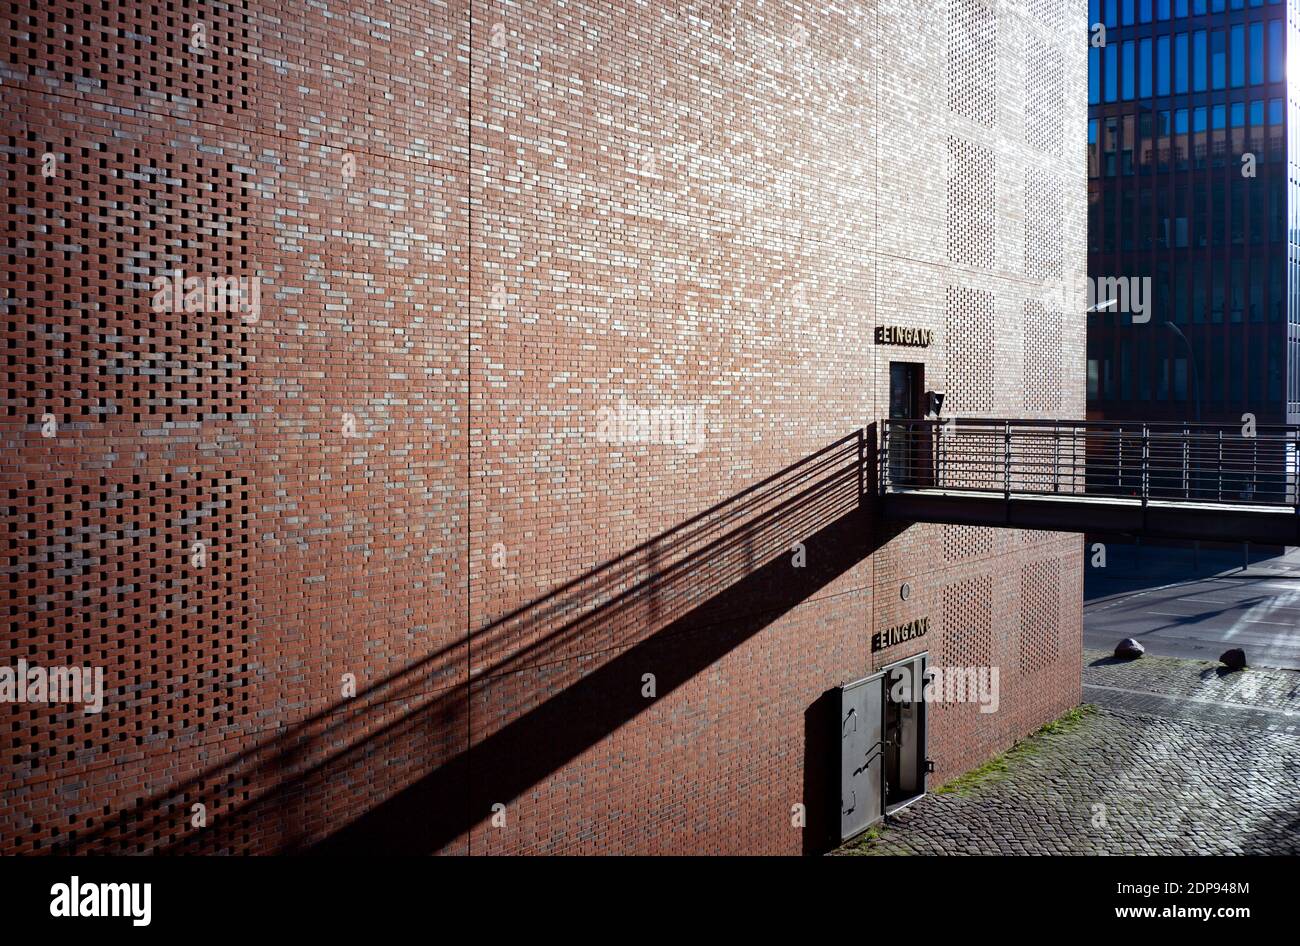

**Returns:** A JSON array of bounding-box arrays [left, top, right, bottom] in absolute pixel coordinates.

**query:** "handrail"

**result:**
[[879, 418, 1300, 509]]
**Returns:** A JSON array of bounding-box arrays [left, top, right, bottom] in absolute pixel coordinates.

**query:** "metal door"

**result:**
[[888, 362, 929, 487], [889, 362, 923, 421], [839, 672, 884, 841]]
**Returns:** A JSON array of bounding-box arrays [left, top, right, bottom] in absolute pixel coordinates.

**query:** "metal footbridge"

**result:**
[[880, 419, 1300, 545]]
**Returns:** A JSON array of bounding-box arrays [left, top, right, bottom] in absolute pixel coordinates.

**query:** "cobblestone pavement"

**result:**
[[837, 651, 1300, 855]]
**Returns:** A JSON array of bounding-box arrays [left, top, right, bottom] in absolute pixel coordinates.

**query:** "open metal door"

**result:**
[[839, 672, 884, 841]]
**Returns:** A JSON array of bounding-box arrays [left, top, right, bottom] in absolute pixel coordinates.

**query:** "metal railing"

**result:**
[[881, 418, 1300, 507]]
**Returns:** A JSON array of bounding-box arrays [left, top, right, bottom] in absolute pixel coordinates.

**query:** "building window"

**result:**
[[1250, 23, 1264, 85], [1211, 30, 1226, 90], [1269, 20, 1284, 83], [1230, 25, 1245, 87], [1156, 35, 1171, 95], [1174, 33, 1189, 93], [1140, 38, 1153, 98], [1193, 31, 1207, 92]]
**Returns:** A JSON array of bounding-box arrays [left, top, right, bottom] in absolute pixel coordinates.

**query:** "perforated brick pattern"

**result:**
[[947, 0, 997, 128], [944, 286, 996, 413], [1020, 527, 1057, 545], [1023, 300, 1063, 412], [3, 468, 254, 851], [5, 1, 253, 117], [1020, 556, 1062, 675], [943, 524, 994, 562], [5, 131, 254, 427], [1027, 0, 1065, 37], [946, 137, 996, 269], [941, 573, 994, 669], [1025, 167, 1064, 280], [2, 0, 468, 855], [1025, 38, 1064, 157]]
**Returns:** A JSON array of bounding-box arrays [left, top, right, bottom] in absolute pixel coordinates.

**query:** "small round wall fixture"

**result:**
[[900, 582, 911, 601]]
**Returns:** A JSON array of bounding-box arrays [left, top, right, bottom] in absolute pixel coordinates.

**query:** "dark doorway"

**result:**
[[889, 362, 925, 420], [883, 655, 927, 811], [888, 361, 929, 486]]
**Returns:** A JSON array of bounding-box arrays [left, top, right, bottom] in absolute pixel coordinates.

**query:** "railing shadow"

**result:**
[[53, 428, 885, 855]]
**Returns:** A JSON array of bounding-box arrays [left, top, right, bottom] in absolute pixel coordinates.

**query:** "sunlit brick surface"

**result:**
[[3, 0, 1085, 854]]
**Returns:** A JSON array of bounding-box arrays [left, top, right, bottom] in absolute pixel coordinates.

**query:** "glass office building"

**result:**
[[1087, 0, 1300, 425]]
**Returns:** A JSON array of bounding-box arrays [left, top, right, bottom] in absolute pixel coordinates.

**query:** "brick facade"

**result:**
[[2, 0, 1086, 854]]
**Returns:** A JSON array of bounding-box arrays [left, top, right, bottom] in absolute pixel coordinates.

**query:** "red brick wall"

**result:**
[[3, 0, 1085, 855]]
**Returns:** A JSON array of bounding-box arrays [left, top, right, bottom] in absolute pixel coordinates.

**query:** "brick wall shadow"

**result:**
[[802, 688, 840, 855], [52, 429, 883, 854]]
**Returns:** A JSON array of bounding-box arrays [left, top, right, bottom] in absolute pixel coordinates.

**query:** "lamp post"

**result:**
[[1085, 298, 1118, 416], [1163, 321, 1201, 423]]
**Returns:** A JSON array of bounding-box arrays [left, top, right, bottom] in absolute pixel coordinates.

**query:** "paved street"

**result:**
[[837, 650, 1300, 855], [1085, 544, 1300, 669]]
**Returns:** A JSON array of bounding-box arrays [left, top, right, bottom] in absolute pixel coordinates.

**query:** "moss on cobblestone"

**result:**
[[1036, 704, 1097, 735], [935, 704, 1097, 797], [838, 827, 890, 855], [838, 705, 1099, 855]]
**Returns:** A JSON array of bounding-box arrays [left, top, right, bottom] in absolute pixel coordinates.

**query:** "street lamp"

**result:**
[[1164, 322, 1201, 423]]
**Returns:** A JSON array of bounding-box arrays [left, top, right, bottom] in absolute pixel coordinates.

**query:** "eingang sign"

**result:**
[[874, 325, 933, 347], [871, 616, 930, 652]]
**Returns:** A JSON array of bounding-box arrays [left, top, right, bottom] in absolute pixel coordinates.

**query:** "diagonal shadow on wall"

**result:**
[[54, 428, 895, 855]]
